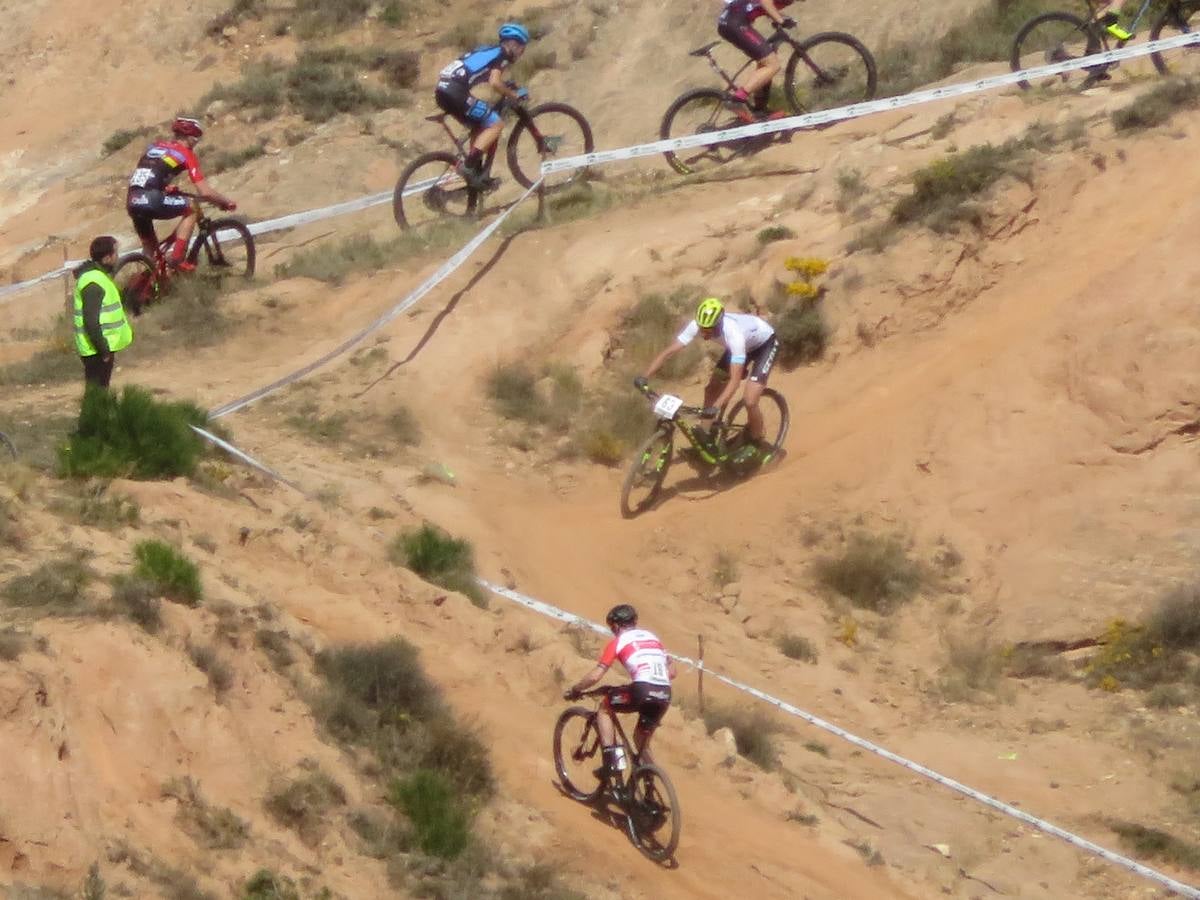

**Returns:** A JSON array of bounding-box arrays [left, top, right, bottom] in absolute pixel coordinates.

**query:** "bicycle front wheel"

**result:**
[[113, 252, 161, 310], [506, 102, 595, 192], [553, 707, 604, 803], [1010, 12, 1102, 90], [393, 151, 478, 230], [624, 764, 682, 862], [620, 426, 674, 519], [784, 32, 877, 114], [193, 219, 255, 281], [660, 88, 751, 176], [1150, 1, 1200, 76], [726, 388, 789, 462]]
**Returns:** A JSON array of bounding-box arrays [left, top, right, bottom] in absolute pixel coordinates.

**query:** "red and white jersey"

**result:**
[[599, 628, 671, 686]]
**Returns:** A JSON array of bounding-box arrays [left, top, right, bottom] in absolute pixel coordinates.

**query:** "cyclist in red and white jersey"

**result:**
[[564, 604, 676, 776], [125, 117, 236, 272], [637, 297, 779, 458], [717, 0, 800, 121]]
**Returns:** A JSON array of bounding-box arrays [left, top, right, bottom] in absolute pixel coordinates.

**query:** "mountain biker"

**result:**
[[564, 604, 676, 781], [717, 0, 799, 121], [637, 297, 778, 460], [125, 117, 237, 272], [434, 23, 531, 191]]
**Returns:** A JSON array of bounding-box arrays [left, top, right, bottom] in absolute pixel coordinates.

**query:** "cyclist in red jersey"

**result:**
[[125, 117, 236, 272], [564, 604, 677, 779], [717, 0, 800, 121]]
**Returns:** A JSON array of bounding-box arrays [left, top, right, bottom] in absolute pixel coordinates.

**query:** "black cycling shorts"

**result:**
[[717, 12, 774, 61], [607, 681, 672, 731], [717, 335, 778, 384], [126, 189, 191, 241], [434, 80, 501, 128]]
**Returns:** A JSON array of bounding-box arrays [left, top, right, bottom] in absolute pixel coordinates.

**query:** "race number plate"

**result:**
[[653, 394, 684, 420]]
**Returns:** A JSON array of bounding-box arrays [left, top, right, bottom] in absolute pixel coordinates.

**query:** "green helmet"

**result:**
[[695, 297, 724, 329]]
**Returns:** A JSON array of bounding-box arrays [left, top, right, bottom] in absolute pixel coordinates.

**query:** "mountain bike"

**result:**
[[620, 381, 789, 519], [392, 89, 594, 230], [1010, 0, 1200, 91], [553, 686, 682, 863], [112, 194, 255, 310], [661, 26, 877, 175]]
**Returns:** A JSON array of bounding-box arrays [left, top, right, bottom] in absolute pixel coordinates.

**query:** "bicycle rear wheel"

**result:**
[[192, 219, 255, 281], [620, 426, 674, 519], [725, 388, 789, 463], [113, 252, 161, 310], [1150, 1, 1200, 76], [393, 151, 478, 230], [784, 32, 877, 114], [660, 88, 752, 176], [553, 707, 604, 803], [1010, 12, 1102, 90], [623, 764, 682, 862], [506, 102, 595, 192]]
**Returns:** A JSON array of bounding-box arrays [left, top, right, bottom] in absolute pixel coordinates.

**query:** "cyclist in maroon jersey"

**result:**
[[125, 117, 237, 272], [717, 0, 800, 121]]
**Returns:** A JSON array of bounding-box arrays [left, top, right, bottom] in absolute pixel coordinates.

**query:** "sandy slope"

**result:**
[[3, 0, 1200, 897]]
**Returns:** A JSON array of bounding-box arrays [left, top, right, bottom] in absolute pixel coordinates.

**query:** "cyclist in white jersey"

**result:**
[[637, 297, 779, 455], [564, 604, 677, 777]]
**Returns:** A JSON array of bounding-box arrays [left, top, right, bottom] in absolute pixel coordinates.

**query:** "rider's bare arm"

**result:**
[[667, 658, 678, 681], [759, 0, 787, 27], [192, 178, 234, 210], [570, 662, 609, 695], [713, 362, 746, 410], [487, 67, 523, 102], [643, 341, 686, 380]]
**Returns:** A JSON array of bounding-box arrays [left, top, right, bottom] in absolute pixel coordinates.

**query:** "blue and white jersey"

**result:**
[[438, 45, 512, 88]]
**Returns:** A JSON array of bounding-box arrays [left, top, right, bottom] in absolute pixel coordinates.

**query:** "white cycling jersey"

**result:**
[[676, 312, 775, 365]]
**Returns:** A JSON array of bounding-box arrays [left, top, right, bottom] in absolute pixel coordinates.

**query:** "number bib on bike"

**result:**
[[653, 394, 684, 420]]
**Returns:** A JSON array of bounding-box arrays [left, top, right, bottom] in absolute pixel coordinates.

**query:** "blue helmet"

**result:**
[[498, 22, 530, 44]]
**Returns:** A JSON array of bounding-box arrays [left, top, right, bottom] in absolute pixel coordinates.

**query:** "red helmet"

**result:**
[[171, 116, 204, 139]]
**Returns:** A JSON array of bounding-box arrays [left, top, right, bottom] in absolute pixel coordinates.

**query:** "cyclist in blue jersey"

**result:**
[[637, 297, 778, 458], [435, 23, 531, 191]]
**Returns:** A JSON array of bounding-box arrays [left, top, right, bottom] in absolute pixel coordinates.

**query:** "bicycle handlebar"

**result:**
[[635, 382, 711, 418]]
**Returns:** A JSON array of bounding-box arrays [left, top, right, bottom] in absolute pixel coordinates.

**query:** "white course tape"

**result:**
[[541, 31, 1200, 175], [189, 425, 309, 495], [209, 179, 543, 419], [479, 578, 1200, 899]]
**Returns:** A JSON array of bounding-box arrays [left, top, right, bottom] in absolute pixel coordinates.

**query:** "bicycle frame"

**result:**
[[1085, 0, 1157, 34], [640, 387, 742, 468], [695, 28, 806, 91], [577, 689, 644, 780], [431, 97, 557, 163]]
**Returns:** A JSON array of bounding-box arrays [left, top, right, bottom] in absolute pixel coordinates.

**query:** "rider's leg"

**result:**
[[632, 722, 656, 766], [738, 53, 781, 100], [168, 209, 199, 265], [742, 379, 766, 441]]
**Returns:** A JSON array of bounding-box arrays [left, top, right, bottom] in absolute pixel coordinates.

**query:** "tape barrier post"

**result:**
[[541, 32, 1200, 177], [209, 179, 544, 420], [478, 579, 1200, 898]]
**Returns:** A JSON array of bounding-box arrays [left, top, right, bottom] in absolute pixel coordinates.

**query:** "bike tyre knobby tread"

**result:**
[[623, 763, 682, 862], [1149, 1, 1200, 75], [553, 707, 604, 803], [113, 252, 161, 308], [659, 87, 738, 176], [727, 388, 790, 457], [784, 32, 878, 116], [393, 150, 478, 230], [505, 102, 595, 191], [620, 426, 674, 519], [1010, 11, 1098, 90], [198, 218, 255, 279]]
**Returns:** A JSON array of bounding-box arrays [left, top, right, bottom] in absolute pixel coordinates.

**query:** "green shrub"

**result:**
[[1110, 821, 1200, 870], [207, 141, 268, 175], [774, 305, 828, 369], [757, 225, 796, 245], [163, 777, 249, 850], [1147, 582, 1200, 652], [274, 233, 393, 284], [110, 576, 162, 632], [365, 49, 420, 89], [4, 555, 92, 613], [203, 59, 287, 118], [713, 551, 738, 588], [188, 642, 234, 694], [0, 325, 77, 387], [619, 291, 703, 378], [891, 139, 1030, 233], [391, 770, 472, 859], [0, 628, 26, 661], [385, 407, 422, 447], [102, 126, 154, 157], [264, 770, 346, 847], [294, 0, 371, 35], [243, 870, 299, 900], [703, 705, 782, 771], [255, 628, 294, 670], [939, 632, 1005, 700], [487, 363, 541, 423], [286, 48, 401, 123], [59, 386, 208, 480], [390, 524, 486, 608], [1112, 78, 1200, 132], [777, 633, 817, 663], [813, 532, 928, 613], [53, 483, 139, 529], [133, 539, 203, 606]]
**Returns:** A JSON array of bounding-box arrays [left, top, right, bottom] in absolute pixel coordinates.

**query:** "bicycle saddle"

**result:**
[[689, 42, 721, 57]]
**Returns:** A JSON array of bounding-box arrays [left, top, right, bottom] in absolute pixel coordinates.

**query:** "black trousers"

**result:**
[[81, 353, 115, 389]]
